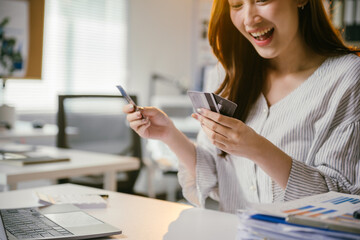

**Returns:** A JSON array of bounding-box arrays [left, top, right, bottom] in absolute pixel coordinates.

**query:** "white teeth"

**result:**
[[250, 28, 273, 37]]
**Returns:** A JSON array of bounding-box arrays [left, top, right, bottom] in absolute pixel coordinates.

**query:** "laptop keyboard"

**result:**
[[1, 208, 73, 239]]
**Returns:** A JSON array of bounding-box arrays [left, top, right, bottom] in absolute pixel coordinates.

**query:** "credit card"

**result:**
[[212, 93, 237, 117], [116, 85, 137, 108], [187, 90, 237, 117], [187, 91, 219, 113]]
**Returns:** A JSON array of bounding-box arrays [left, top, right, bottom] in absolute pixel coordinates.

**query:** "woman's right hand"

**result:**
[[124, 104, 197, 176], [123, 104, 175, 142]]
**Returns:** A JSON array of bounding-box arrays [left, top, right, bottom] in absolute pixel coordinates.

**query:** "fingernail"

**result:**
[[197, 108, 202, 114], [191, 113, 198, 119], [129, 104, 134, 110]]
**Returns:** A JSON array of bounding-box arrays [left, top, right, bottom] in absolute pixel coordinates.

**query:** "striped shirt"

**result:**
[[178, 54, 360, 213]]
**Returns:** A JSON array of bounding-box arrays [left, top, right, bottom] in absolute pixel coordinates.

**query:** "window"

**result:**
[[4, 0, 128, 113]]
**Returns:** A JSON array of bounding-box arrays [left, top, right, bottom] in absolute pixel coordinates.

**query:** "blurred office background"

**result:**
[[0, 0, 359, 202], [0, 0, 217, 202], [3, 0, 217, 113]]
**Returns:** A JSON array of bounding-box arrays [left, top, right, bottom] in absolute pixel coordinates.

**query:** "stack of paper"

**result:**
[[237, 192, 360, 240], [36, 192, 108, 209]]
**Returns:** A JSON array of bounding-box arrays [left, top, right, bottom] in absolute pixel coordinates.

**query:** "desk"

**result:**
[[0, 184, 239, 240], [0, 145, 139, 191], [0, 121, 77, 142]]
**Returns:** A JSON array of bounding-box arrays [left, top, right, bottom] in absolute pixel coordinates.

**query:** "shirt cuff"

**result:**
[[177, 144, 218, 208], [284, 159, 329, 201]]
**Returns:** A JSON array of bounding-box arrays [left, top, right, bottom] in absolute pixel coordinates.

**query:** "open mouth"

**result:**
[[249, 27, 274, 41]]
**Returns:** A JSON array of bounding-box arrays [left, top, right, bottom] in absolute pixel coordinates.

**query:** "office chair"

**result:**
[[57, 94, 142, 194]]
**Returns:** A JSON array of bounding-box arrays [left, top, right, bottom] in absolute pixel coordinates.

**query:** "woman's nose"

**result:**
[[243, 5, 262, 26]]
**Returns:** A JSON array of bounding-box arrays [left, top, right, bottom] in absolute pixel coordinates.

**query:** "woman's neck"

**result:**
[[267, 36, 326, 75], [262, 37, 328, 107]]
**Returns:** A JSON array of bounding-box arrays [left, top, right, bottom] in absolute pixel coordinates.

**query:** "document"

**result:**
[[36, 192, 108, 209], [237, 192, 360, 239], [237, 211, 360, 240], [252, 192, 360, 221]]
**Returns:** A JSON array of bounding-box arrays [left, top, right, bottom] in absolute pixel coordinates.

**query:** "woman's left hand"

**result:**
[[192, 108, 264, 160], [193, 108, 293, 188]]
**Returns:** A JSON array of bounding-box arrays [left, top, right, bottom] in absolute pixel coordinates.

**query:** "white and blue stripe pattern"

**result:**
[[178, 54, 360, 213]]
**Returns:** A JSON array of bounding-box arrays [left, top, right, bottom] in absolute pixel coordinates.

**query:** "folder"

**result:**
[[238, 212, 360, 240], [238, 192, 360, 239]]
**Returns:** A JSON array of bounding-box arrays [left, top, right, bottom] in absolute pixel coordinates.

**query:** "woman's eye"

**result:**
[[230, 3, 243, 9], [256, 0, 268, 3]]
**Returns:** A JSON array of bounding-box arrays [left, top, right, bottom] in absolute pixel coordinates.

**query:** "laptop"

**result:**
[[0, 204, 122, 240]]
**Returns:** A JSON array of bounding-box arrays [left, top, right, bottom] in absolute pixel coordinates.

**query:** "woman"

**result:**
[[124, 0, 360, 213]]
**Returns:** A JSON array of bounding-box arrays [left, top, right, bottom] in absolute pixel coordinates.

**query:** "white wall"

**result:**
[[128, 0, 195, 105]]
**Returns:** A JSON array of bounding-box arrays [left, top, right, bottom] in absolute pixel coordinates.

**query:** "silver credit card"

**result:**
[[187, 90, 237, 117]]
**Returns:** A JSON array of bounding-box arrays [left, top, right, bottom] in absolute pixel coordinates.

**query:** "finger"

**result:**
[[140, 107, 164, 117], [202, 124, 229, 143], [197, 108, 236, 128], [196, 113, 229, 138], [202, 125, 228, 151], [127, 111, 144, 122], [123, 104, 135, 113], [213, 141, 227, 151], [129, 117, 149, 131], [137, 120, 151, 135]]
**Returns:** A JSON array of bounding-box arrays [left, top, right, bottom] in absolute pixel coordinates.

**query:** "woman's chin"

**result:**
[[254, 48, 278, 59]]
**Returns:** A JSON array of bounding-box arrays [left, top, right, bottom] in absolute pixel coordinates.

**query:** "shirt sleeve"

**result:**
[[284, 121, 360, 201], [177, 130, 220, 207], [285, 56, 360, 201]]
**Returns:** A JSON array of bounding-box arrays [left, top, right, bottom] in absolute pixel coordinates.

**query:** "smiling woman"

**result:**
[[122, 0, 360, 214], [209, 0, 358, 121]]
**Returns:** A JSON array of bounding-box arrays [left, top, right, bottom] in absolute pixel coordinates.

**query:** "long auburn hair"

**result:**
[[208, 0, 359, 122]]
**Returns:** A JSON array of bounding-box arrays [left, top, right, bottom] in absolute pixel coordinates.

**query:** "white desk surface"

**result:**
[[0, 145, 140, 191], [0, 184, 239, 240]]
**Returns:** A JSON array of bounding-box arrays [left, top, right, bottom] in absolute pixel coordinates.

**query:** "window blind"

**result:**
[[4, 0, 128, 112]]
